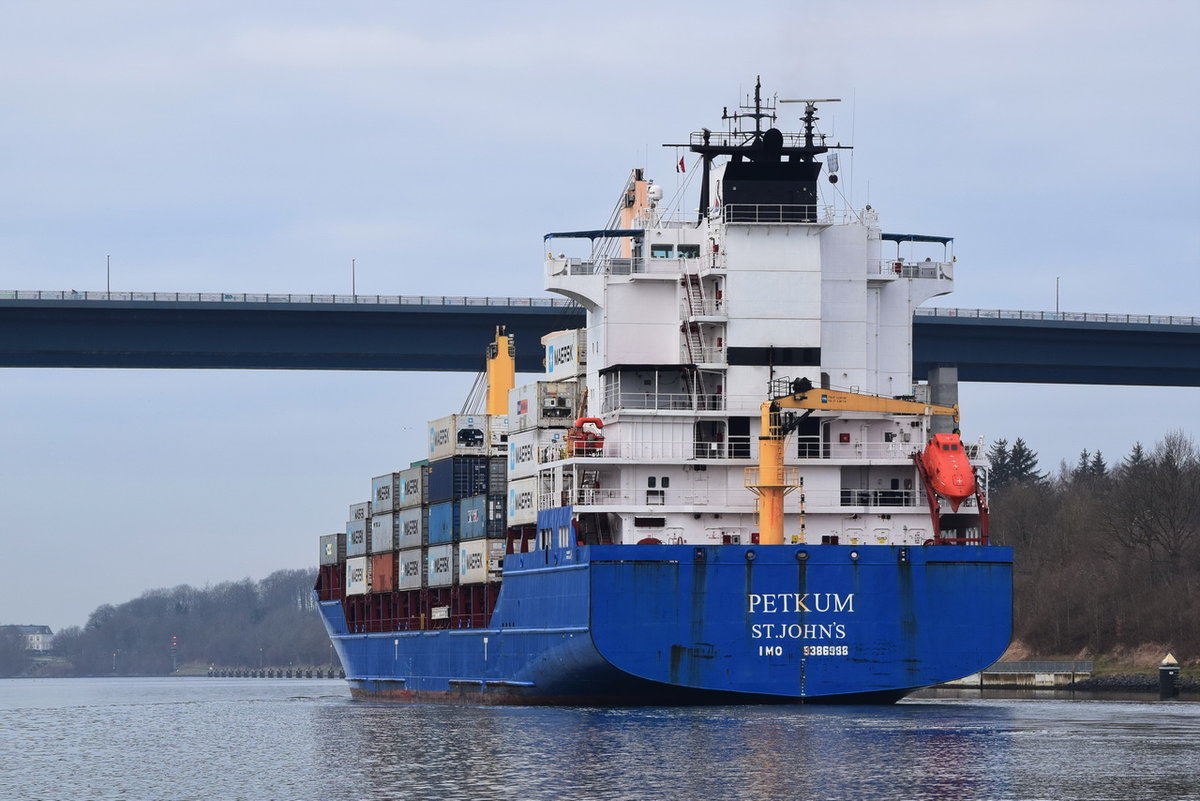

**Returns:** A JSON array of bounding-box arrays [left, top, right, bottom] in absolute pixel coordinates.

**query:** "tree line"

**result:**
[[988, 431, 1200, 658], [44, 569, 335, 677]]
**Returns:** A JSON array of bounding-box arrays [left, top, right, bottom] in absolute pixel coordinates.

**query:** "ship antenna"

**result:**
[[722, 74, 777, 141]]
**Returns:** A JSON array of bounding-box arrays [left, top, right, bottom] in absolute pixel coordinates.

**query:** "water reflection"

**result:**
[[2, 680, 1198, 801], [311, 701, 1020, 801]]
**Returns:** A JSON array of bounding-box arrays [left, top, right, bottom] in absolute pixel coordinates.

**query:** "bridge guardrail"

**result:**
[[0, 290, 580, 308], [2, 290, 1195, 326], [916, 307, 1199, 326]]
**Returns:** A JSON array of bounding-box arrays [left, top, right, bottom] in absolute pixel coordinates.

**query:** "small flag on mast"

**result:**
[[677, 156, 686, 173]]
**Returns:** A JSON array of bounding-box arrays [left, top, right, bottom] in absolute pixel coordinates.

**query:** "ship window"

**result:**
[[661, 476, 670, 488], [650, 244, 674, 258], [648, 477, 657, 488], [634, 517, 666, 527], [951, 444, 959, 451], [678, 244, 700, 258], [942, 444, 950, 451]]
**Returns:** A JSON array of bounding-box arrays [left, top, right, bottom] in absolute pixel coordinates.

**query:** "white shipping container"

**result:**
[[508, 381, 579, 432], [397, 464, 426, 509], [369, 513, 396, 554], [346, 556, 370, 596], [397, 548, 423, 590], [542, 329, 586, 379], [458, 538, 506, 584], [428, 414, 490, 460], [507, 476, 539, 526], [396, 506, 424, 549], [507, 427, 568, 480], [372, 473, 400, 513], [426, 544, 455, 588], [346, 519, 368, 557], [349, 501, 371, 521]]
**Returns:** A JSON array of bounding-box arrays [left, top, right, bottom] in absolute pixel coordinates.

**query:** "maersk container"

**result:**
[[460, 494, 506, 539], [397, 548, 423, 590], [508, 381, 579, 432], [428, 414, 490, 460], [346, 519, 368, 557], [348, 501, 371, 521], [369, 513, 396, 554], [507, 427, 568, 480], [507, 476, 538, 526], [345, 556, 370, 596], [426, 544, 455, 588], [371, 473, 401, 514], [397, 464, 427, 509], [428, 500, 460, 545], [458, 538, 506, 584], [319, 532, 345, 566], [370, 552, 396, 593], [427, 456, 490, 503], [542, 328, 586, 380], [396, 505, 425, 549]]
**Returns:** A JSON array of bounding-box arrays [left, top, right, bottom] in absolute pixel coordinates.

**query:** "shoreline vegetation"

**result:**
[[2, 432, 1196, 681]]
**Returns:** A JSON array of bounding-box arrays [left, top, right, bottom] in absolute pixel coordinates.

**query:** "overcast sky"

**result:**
[[2, 1, 1197, 631]]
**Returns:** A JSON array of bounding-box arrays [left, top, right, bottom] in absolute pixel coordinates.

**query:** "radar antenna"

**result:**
[[779, 98, 841, 157]]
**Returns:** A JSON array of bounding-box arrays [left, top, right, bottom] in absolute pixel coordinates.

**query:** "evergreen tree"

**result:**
[[1124, 442, 1148, 469], [1070, 448, 1108, 484], [1008, 438, 1044, 486], [987, 438, 1013, 491]]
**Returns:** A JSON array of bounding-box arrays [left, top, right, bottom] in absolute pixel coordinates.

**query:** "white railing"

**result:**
[[874, 260, 951, 280], [683, 298, 726, 317], [810, 441, 921, 460], [543, 437, 755, 462], [600, 390, 726, 414], [0, 290, 579, 308], [718, 204, 865, 225], [688, 346, 727, 364], [551, 488, 760, 509], [541, 485, 945, 511]]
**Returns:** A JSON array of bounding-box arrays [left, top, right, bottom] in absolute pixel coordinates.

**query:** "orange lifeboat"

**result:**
[[919, 433, 976, 511]]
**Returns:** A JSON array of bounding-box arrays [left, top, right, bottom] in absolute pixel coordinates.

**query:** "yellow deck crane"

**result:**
[[746, 377, 960, 545], [485, 326, 516, 416]]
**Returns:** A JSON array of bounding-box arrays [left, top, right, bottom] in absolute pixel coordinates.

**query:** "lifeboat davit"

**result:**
[[567, 417, 605, 456], [919, 433, 976, 512]]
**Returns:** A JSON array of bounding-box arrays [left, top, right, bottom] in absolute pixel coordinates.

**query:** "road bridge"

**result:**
[[1, 291, 1197, 386]]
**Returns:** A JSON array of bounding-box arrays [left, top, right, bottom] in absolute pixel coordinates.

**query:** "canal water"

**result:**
[[1, 678, 1197, 800]]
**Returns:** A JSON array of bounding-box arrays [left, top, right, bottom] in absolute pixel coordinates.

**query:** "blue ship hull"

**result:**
[[318, 543, 1012, 704]]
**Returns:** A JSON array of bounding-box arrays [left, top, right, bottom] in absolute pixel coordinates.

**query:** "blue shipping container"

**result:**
[[427, 456, 490, 503], [459, 494, 506, 539], [428, 500, 461, 545]]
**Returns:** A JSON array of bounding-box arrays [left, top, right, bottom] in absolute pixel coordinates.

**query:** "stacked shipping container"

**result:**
[[318, 331, 586, 628]]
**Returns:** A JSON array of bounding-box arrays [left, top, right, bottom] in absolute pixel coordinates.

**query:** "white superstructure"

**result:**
[[514, 82, 985, 550]]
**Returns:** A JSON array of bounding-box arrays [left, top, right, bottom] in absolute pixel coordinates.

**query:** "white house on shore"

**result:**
[[1, 625, 54, 652]]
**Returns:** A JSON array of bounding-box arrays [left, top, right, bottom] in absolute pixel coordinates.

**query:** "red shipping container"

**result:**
[[371, 552, 396, 592]]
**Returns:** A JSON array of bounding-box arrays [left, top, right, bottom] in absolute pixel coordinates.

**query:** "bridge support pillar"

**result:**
[[928, 365, 958, 435]]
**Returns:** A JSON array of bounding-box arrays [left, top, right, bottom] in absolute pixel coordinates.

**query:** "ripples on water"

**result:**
[[1, 678, 1197, 801]]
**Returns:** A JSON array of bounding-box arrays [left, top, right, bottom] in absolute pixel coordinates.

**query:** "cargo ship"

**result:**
[[314, 82, 1012, 704]]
